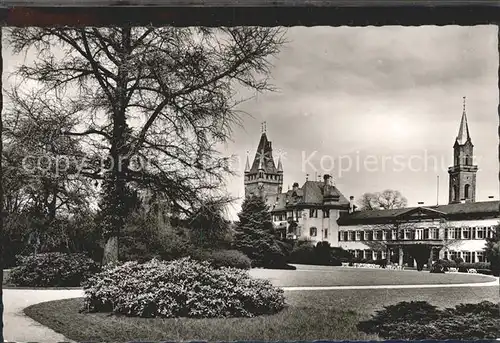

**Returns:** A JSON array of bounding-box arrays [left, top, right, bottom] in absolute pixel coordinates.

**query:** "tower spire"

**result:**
[[244, 151, 250, 172], [456, 96, 471, 145], [277, 155, 283, 172]]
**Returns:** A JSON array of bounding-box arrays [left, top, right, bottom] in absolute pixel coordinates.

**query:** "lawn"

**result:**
[[24, 297, 376, 342], [24, 284, 499, 341], [249, 265, 495, 287], [22, 265, 499, 341]]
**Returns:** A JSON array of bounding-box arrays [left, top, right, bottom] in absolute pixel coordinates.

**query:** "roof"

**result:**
[[338, 200, 500, 225], [456, 99, 471, 145], [265, 180, 350, 212], [249, 132, 278, 174]]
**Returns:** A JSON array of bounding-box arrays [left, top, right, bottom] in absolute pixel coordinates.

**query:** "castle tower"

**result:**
[[244, 122, 284, 198], [448, 97, 478, 204]]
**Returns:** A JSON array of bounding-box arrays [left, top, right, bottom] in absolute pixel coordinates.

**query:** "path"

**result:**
[[3, 289, 84, 343]]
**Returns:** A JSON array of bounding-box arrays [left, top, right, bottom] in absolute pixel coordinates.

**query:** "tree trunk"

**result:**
[[0, 27, 5, 343], [102, 236, 119, 265], [101, 27, 132, 265]]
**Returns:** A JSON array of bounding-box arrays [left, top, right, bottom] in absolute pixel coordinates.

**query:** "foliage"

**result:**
[[10, 252, 100, 287], [233, 195, 290, 268], [192, 249, 251, 270], [119, 204, 193, 263], [358, 300, 500, 340], [82, 258, 285, 318], [2, 211, 103, 268], [187, 200, 232, 249], [8, 27, 286, 264], [289, 240, 344, 266], [406, 244, 432, 271], [358, 190, 407, 210], [484, 224, 499, 276], [429, 262, 445, 273]]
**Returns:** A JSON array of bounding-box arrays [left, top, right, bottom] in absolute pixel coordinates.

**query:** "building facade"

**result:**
[[244, 100, 498, 264]]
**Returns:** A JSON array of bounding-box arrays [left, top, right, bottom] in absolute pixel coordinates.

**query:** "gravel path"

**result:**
[[3, 289, 84, 343]]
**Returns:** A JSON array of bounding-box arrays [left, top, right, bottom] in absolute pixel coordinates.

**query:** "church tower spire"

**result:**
[[456, 96, 471, 145], [448, 96, 478, 204], [244, 123, 284, 198]]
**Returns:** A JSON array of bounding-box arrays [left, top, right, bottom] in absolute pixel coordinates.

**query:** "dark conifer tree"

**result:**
[[233, 195, 287, 267]]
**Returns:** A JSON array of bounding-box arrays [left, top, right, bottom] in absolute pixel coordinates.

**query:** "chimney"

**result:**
[[292, 182, 299, 192], [348, 196, 355, 214]]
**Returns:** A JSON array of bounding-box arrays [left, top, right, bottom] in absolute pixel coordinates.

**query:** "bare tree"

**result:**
[[7, 27, 286, 264], [358, 189, 407, 210]]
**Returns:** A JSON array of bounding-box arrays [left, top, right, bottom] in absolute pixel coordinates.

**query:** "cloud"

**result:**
[[226, 25, 498, 220]]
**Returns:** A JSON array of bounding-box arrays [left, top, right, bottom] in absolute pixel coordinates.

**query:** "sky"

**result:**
[[3, 26, 498, 221], [222, 25, 499, 220]]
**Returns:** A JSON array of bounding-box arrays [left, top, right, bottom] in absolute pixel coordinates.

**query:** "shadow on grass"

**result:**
[[24, 297, 376, 342]]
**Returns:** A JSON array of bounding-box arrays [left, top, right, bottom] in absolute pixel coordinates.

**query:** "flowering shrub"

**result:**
[[358, 300, 500, 339], [10, 252, 100, 287], [82, 257, 285, 318], [193, 249, 252, 270]]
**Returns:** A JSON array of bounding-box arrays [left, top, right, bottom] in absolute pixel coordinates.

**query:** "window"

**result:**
[[356, 231, 362, 241], [364, 231, 373, 241], [463, 251, 472, 263], [323, 209, 330, 218], [455, 227, 462, 239], [415, 229, 423, 240], [447, 228, 455, 239], [477, 227, 487, 239], [449, 251, 458, 260], [391, 229, 398, 240], [375, 230, 383, 240], [344, 231, 349, 241], [309, 209, 318, 218], [453, 185, 459, 202], [444, 250, 449, 260], [310, 227, 317, 237], [348, 231, 354, 241], [464, 184, 470, 199], [488, 226, 497, 239], [382, 230, 387, 240], [432, 228, 439, 240], [339, 232, 343, 241], [423, 228, 430, 240], [476, 251, 486, 262], [462, 227, 472, 240], [324, 229, 328, 239], [404, 229, 411, 240]]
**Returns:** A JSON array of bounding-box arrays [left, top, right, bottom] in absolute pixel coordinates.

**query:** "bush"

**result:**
[[289, 241, 343, 266], [460, 262, 491, 270], [374, 259, 387, 268], [192, 249, 251, 270], [430, 262, 445, 273], [477, 269, 493, 275], [83, 257, 286, 318], [445, 301, 499, 318], [10, 252, 100, 287], [358, 300, 500, 340]]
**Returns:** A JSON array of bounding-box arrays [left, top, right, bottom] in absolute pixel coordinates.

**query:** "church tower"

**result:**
[[244, 122, 283, 198], [448, 97, 478, 204]]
